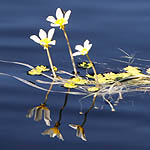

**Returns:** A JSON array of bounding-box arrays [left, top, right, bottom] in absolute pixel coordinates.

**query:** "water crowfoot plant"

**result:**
[[73, 40, 99, 88], [30, 28, 57, 79], [1, 7, 150, 142], [46, 8, 78, 77]]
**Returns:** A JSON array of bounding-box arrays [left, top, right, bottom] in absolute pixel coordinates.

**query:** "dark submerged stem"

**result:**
[[57, 88, 70, 123], [43, 80, 54, 104], [81, 94, 97, 127]]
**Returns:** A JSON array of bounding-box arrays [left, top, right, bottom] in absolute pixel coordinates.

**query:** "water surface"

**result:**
[[1, 0, 150, 149]]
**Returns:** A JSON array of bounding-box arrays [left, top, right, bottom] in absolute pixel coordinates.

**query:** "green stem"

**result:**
[[62, 28, 78, 77], [86, 54, 99, 88]]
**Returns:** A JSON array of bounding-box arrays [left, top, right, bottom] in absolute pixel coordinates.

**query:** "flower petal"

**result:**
[[56, 8, 63, 19], [41, 128, 51, 135], [44, 109, 51, 126], [30, 35, 40, 44], [77, 126, 87, 141], [26, 107, 35, 118], [46, 16, 56, 23], [49, 129, 56, 138], [57, 133, 64, 141], [64, 10, 71, 21], [48, 28, 55, 40], [51, 23, 60, 27], [69, 124, 78, 129], [50, 40, 56, 45], [84, 40, 90, 47], [81, 133, 87, 141], [75, 45, 84, 51], [39, 29, 47, 40], [73, 51, 82, 57], [86, 44, 92, 51], [34, 107, 43, 121]]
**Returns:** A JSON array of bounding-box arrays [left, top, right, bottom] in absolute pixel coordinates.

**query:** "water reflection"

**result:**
[[1, 3, 149, 148], [42, 88, 70, 141], [26, 103, 51, 126], [26, 84, 98, 141], [69, 94, 97, 141], [26, 81, 54, 126]]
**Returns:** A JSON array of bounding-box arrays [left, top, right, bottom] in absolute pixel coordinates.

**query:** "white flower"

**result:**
[[69, 124, 87, 141], [42, 126, 64, 141], [146, 68, 150, 74], [26, 103, 51, 126], [46, 8, 71, 29], [30, 28, 56, 49], [73, 40, 92, 56]]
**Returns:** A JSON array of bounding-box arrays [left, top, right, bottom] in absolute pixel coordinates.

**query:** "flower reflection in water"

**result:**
[[26, 103, 51, 126], [26, 80, 54, 126], [69, 94, 97, 141], [69, 124, 87, 141], [42, 122, 64, 141], [42, 88, 70, 141]]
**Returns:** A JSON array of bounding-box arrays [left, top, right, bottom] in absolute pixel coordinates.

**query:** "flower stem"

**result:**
[[46, 48, 57, 79], [62, 28, 78, 77], [57, 88, 70, 123], [81, 94, 97, 127], [86, 54, 99, 88], [43, 80, 54, 104]]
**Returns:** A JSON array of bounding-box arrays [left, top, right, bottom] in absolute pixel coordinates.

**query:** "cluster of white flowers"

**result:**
[[30, 8, 92, 55]]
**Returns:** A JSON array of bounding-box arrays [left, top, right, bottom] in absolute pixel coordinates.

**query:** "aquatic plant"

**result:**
[[1, 7, 150, 142]]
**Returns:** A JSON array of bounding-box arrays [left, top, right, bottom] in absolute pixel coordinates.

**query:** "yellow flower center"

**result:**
[[40, 38, 51, 49], [51, 127, 60, 134], [81, 48, 88, 55], [55, 18, 66, 26], [77, 126, 84, 134], [36, 104, 49, 110]]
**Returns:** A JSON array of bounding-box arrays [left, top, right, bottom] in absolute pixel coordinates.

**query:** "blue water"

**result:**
[[1, 0, 150, 149]]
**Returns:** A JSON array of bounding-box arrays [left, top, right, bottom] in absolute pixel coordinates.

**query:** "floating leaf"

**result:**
[[68, 77, 88, 85], [64, 82, 77, 88], [28, 65, 50, 75], [124, 66, 142, 75], [87, 87, 99, 92], [78, 61, 92, 69]]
